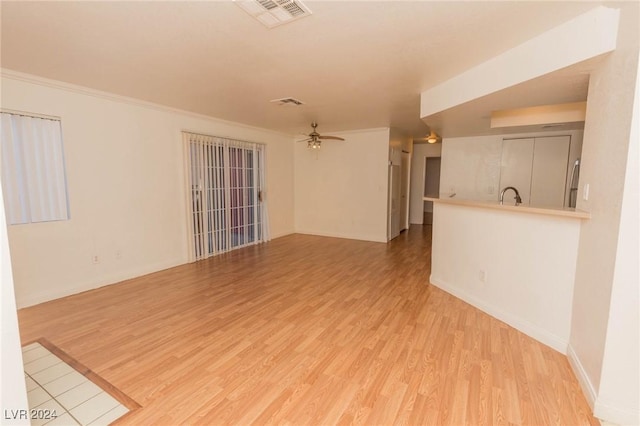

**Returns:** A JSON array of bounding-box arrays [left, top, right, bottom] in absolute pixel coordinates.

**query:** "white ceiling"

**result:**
[[0, 1, 605, 140]]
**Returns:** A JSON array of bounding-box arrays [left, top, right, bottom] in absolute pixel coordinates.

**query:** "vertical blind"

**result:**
[[0, 112, 69, 224], [184, 132, 269, 261]]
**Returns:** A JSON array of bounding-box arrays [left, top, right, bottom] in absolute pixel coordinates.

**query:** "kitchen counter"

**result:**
[[424, 196, 590, 220]]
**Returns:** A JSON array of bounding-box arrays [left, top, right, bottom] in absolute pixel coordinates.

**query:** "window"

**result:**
[[0, 112, 70, 225], [183, 132, 269, 261]]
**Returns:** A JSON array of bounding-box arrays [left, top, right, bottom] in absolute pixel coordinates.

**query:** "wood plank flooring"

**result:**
[[17, 226, 598, 425]]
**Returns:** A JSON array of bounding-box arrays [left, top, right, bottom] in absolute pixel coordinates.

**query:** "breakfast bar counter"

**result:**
[[424, 196, 590, 220]]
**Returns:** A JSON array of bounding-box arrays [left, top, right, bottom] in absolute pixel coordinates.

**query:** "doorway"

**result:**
[[423, 157, 441, 225], [185, 133, 268, 261]]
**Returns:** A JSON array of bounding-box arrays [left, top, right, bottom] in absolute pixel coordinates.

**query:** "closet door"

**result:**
[[530, 136, 570, 208]]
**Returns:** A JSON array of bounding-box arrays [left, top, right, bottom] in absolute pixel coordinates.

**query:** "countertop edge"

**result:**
[[424, 197, 591, 220]]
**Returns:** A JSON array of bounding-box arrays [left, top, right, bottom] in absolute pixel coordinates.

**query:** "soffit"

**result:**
[[0, 1, 602, 139]]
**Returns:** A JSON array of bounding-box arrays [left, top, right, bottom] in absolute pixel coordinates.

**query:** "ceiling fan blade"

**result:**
[[318, 135, 345, 141]]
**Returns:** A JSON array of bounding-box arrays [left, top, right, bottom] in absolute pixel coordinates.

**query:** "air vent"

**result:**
[[258, 0, 278, 10], [270, 97, 305, 106], [235, 0, 312, 28]]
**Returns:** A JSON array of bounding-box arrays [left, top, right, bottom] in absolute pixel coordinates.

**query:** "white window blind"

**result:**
[[183, 132, 269, 261], [0, 112, 69, 225]]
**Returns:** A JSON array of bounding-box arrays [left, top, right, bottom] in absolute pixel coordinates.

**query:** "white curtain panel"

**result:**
[[0, 113, 69, 224]]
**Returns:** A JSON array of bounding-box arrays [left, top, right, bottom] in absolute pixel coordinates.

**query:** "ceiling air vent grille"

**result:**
[[278, 0, 306, 17], [257, 0, 278, 10], [235, 0, 312, 28]]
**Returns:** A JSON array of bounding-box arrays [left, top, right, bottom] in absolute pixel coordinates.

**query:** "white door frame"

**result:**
[[401, 151, 411, 230]]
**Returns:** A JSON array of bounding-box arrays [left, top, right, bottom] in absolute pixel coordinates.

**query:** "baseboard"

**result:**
[[16, 259, 185, 309], [571, 348, 640, 425], [430, 275, 568, 353], [294, 229, 388, 243], [567, 344, 597, 409], [269, 230, 295, 240], [595, 398, 640, 426]]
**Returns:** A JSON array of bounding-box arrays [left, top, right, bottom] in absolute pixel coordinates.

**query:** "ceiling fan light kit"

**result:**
[[426, 131, 441, 144]]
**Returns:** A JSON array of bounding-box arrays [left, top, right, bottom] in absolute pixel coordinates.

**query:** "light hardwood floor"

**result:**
[[18, 226, 598, 425]]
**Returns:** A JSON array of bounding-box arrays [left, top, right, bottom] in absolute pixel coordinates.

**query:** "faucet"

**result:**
[[500, 186, 522, 205]]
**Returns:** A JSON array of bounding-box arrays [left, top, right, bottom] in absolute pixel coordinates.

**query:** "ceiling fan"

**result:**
[[298, 122, 345, 149], [426, 130, 442, 144]]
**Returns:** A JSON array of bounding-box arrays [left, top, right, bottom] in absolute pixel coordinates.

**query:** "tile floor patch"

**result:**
[[57, 380, 103, 410], [30, 400, 66, 426], [42, 371, 87, 396], [31, 361, 76, 385], [22, 342, 42, 352], [70, 392, 120, 425], [43, 413, 80, 426], [88, 404, 129, 426], [24, 353, 63, 375], [22, 345, 52, 363], [22, 342, 131, 426], [27, 387, 52, 408], [25, 375, 39, 392]]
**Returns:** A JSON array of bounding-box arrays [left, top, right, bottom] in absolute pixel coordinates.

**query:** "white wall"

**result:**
[[440, 135, 502, 201], [1, 71, 295, 308], [430, 202, 581, 352], [294, 128, 389, 243], [420, 6, 619, 118], [439, 130, 583, 203], [596, 50, 639, 425], [409, 143, 441, 224], [388, 127, 411, 165], [569, 3, 640, 423], [0, 188, 29, 424]]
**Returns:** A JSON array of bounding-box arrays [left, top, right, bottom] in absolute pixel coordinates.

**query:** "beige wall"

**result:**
[[596, 50, 639, 423], [569, 3, 639, 423], [1, 73, 294, 308], [294, 128, 389, 243]]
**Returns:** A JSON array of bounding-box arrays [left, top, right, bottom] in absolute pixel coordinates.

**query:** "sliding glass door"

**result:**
[[184, 132, 268, 261]]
